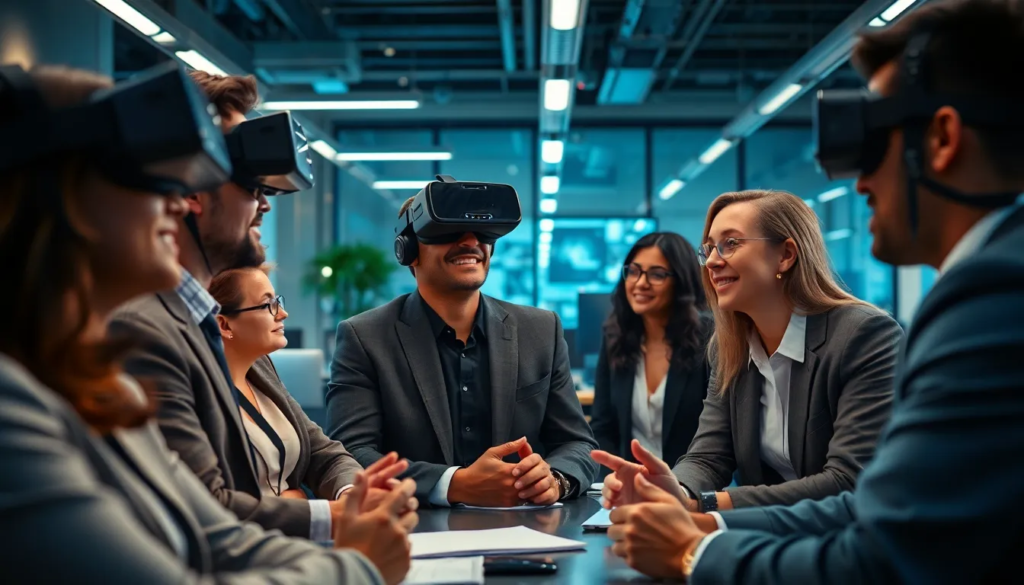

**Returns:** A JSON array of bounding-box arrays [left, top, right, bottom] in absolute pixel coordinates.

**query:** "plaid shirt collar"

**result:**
[[175, 269, 220, 326]]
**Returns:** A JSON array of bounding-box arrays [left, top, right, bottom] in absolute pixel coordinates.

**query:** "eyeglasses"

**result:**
[[222, 295, 285, 317], [697, 238, 781, 266], [622, 264, 674, 285]]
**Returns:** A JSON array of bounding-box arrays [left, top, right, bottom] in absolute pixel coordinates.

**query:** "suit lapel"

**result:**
[[397, 293, 455, 465], [788, 312, 827, 477], [248, 357, 309, 487], [733, 365, 764, 485], [662, 361, 691, 453], [485, 297, 518, 445], [109, 426, 211, 571], [158, 292, 257, 477]]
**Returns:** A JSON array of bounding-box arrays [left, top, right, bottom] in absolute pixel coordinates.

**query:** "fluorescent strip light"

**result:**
[[336, 152, 452, 161], [539, 232, 554, 244], [540, 175, 560, 194], [543, 79, 571, 111], [539, 219, 555, 233], [880, 0, 917, 22], [539, 198, 558, 214], [261, 100, 420, 111], [175, 50, 227, 76], [825, 228, 853, 241], [758, 83, 803, 115], [372, 180, 429, 190], [699, 138, 733, 165], [541, 140, 564, 164], [869, 17, 888, 27], [94, 0, 160, 36], [633, 219, 649, 232], [151, 31, 176, 44], [817, 186, 849, 203], [659, 178, 684, 200], [310, 140, 337, 160], [804, 198, 816, 208], [550, 0, 581, 30]]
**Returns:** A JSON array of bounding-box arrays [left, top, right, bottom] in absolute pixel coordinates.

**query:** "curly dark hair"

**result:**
[[603, 231, 707, 371]]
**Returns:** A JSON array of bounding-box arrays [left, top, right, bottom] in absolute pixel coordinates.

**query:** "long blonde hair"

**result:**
[[702, 190, 869, 392]]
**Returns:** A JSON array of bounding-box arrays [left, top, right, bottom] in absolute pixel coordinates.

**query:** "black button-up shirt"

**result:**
[[421, 296, 493, 468]]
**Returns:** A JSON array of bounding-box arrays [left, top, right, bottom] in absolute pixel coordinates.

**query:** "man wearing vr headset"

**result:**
[[110, 72, 400, 544], [326, 176, 598, 507], [603, 1, 1024, 582]]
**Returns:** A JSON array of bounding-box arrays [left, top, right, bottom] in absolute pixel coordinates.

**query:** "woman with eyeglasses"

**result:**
[[208, 265, 372, 508], [597, 190, 903, 514], [589, 232, 712, 470]]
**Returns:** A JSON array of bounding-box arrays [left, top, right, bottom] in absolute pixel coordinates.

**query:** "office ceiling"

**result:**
[[116, 0, 870, 123]]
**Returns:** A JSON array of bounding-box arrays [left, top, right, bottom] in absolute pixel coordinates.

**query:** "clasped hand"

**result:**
[[591, 439, 691, 509], [449, 436, 560, 507]]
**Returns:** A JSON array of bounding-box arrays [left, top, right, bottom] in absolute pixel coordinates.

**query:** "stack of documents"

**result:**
[[454, 502, 563, 511], [409, 526, 586, 559], [402, 557, 484, 585], [581, 507, 613, 530]]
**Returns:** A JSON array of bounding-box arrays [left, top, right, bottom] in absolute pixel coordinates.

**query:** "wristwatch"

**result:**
[[698, 491, 718, 513], [551, 470, 571, 500]]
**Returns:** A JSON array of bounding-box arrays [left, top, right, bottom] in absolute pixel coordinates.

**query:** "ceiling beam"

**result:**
[[496, 0, 517, 72], [661, 0, 729, 91], [260, 0, 334, 39]]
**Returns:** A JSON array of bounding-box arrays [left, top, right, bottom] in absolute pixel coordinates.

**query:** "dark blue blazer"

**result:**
[[696, 205, 1024, 584]]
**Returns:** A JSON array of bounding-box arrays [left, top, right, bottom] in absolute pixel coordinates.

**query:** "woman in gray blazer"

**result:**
[[598, 189, 903, 513], [0, 63, 414, 584], [208, 265, 371, 514]]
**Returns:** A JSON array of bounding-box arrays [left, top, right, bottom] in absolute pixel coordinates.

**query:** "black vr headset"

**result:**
[[814, 23, 1024, 232], [394, 174, 522, 266], [0, 60, 231, 194], [225, 111, 314, 195]]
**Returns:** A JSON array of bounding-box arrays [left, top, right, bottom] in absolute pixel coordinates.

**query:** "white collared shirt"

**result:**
[[747, 312, 806, 483], [631, 356, 668, 462]]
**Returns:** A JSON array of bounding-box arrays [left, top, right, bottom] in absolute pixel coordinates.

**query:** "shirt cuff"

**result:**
[[428, 466, 461, 507], [708, 511, 727, 531], [690, 529, 724, 575], [681, 484, 694, 500], [334, 484, 354, 500], [308, 499, 333, 543]]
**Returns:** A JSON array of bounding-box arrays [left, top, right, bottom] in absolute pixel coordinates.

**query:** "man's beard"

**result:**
[[207, 230, 266, 272]]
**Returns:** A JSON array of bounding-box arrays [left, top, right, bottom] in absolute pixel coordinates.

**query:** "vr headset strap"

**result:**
[[183, 212, 215, 276]]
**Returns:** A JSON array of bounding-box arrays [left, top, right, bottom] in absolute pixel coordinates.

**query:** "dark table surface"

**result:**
[[412, 496, 656, 584]]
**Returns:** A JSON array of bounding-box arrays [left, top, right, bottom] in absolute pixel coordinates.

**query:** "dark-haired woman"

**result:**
[[589, 232, 712, 468]]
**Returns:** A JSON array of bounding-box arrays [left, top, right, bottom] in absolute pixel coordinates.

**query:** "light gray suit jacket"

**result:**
[[325, 291, 599, 501], [0, 353, 381, 584], [111, 292, 359, 537], [673, 304, 903, 508]]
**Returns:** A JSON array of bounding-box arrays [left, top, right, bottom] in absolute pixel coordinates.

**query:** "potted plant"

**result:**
[[304, 243, 398, 324]]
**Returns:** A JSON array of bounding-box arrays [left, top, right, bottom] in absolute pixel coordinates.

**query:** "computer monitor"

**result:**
[[564, 328, 582, 369], [576, 292, 612, 360]]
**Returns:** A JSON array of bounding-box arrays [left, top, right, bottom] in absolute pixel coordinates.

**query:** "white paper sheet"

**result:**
[[402, 557, 484, 584], [409, 525, 586, 559], [587, 482, 604, 496], [454, 502, 564, 511], [581, 507, 612, 529]]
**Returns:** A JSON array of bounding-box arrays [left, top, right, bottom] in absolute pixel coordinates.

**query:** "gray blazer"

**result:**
[[690, 207, 1024, 585], [673, 304, 903, 508], [111, 292, 360, 537], [0, 353, 381, 584], [325, 291, 599, 501]]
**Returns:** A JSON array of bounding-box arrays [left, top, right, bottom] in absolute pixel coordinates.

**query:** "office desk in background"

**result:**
[[413, 497, 645, 584]]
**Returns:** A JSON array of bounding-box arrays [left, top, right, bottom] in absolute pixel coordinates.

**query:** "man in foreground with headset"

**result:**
[[601, 0, 1024, 582]]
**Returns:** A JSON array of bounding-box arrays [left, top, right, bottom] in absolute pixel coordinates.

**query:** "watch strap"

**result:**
[[698, 491, 718, 513]]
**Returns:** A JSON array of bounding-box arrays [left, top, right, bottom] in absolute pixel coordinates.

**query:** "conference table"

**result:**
[[413, 495, 652, 584]]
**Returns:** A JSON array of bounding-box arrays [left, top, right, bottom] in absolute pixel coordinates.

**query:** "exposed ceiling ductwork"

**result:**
[[538, 0, 589, 213], [597, 0, 685, 105], [656, 0, 929, 201]]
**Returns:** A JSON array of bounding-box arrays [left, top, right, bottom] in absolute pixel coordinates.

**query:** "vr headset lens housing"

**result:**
[[0, 60, 232, 194], [225, 111, 315, 195], [394, 176, 522, 265], [814, 89, 897, 180]]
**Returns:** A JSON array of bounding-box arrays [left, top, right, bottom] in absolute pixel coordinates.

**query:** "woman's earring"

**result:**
[[226, 333, 233, 339], [776, 273, 782, 280]]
